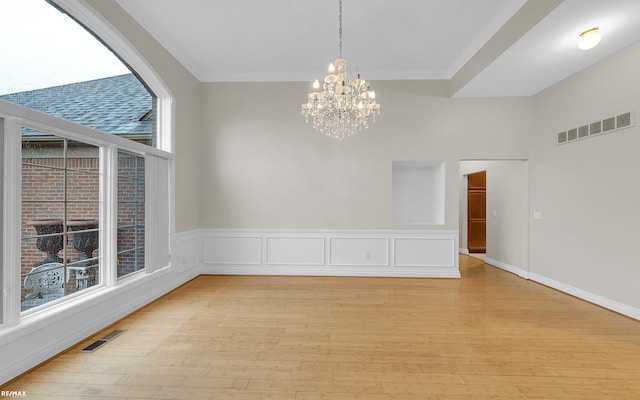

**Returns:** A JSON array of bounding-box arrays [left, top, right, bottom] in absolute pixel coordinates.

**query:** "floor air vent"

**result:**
[[81, 340, 107, 352], [557, 111, 634, 145], [80, 329, 126, 353]]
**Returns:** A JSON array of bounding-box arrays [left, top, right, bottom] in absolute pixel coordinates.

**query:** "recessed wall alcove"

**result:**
[[392, 160, 445, 225]]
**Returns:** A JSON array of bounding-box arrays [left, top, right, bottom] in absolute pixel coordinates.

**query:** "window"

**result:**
[[0, 0, 173, 320], [0, 0, 158, 147], [21, 132, 101, 311]]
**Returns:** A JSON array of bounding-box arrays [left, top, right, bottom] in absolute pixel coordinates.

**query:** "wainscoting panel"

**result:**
[[266, 236, 325, 266], [203, 235, 261, 265], [173, 229, 203, 272], [200, 230, 460, 278], [329, 237, 389, 267], [394, 237, 455, 267]]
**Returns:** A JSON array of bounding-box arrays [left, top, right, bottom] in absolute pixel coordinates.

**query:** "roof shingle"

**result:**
[[0, 74, 153, 135]]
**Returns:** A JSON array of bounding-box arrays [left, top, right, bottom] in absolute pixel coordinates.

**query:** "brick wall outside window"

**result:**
[[21, 155, 145, 302]]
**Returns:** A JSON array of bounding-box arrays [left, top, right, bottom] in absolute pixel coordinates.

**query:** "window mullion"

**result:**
[[100, 145, 118, 287], [0, 118, 3, 325], [3, 118, 23, 325]]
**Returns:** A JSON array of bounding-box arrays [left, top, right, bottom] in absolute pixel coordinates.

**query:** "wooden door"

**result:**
[[467, 171, 486, 253]]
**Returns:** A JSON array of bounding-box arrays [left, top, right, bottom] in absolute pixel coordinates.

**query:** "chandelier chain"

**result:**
[[339, 0, 343, 58]]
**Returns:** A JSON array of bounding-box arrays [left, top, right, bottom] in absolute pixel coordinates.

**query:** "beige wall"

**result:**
[[201, 81, 531, 229], [85, 0, 202, 233], [531, 40, 640, 309], [80, 0, 640, 312]]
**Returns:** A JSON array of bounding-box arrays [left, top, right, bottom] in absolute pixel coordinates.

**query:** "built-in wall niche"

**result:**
[[392, 160, 445, 225]]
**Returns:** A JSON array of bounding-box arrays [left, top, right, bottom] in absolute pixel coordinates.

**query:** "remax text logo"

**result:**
[[0, 391, 27, 398]]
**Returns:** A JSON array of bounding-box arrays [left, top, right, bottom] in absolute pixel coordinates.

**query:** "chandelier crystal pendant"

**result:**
[[301, 0, 380, 140]]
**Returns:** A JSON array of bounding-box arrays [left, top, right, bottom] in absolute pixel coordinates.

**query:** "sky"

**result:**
[[0, 0, 130, 95]]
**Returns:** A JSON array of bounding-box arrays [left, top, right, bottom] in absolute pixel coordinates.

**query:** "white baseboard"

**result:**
[[529, 272, 640, 321], [459, 248, 469, 255], [484, 256, 640, 321], [201, 264, 461, 278], [484, 257, 529, 279], [200, 229, 460, 279]]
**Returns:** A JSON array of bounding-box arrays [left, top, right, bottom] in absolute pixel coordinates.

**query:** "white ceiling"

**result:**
[[114, 0, 640, 97]]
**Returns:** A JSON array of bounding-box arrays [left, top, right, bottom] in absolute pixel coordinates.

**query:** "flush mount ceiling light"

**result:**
[[301, 0, 380, 140], [578, 27, 601, 50]]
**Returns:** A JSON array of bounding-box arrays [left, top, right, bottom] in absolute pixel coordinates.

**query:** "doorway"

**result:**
[[459, 160, 530, 278], [467, 171, 486, 253]]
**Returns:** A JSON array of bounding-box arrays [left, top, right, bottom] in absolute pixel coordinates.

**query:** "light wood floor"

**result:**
[[4, 256, 640, 399]]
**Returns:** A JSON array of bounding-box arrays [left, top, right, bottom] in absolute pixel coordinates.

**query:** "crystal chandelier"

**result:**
[[301, 0, 380, 140]]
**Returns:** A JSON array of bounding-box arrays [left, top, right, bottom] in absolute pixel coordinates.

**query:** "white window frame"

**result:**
[[1, 0, 175, 326], [52, 0, 176, 153], [0, 120, 4, 325]]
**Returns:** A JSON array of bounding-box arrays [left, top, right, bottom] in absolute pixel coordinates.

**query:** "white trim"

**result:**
[[484, 257, 529, 279], [157, 94, 176, 154], [2, 118, 22, 327], [51, 0, 169, 94], [203, 228, 459, 236], [0, 120, 3, 325], [200, 229, 460, 278], [459, 248, 469, 255], [485, 257, 640, 321], [529, 272, 640, 321], [167, 156, 176, 269], [145, 153, 158, 273], [101, 145, 118, 288], [202, 264, 460, 279], [0, 100, 172, 160]]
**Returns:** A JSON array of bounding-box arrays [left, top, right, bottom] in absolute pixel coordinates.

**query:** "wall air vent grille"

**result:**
[[603, 117, 615, 132], [556, 111, 634, 145], [617, 112, 631, 128], [557, 131, 567, 143], [578, 125, 589, 138]]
